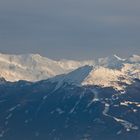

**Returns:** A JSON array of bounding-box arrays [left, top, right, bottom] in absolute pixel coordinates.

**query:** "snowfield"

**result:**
[[0, 53, 140, 90]]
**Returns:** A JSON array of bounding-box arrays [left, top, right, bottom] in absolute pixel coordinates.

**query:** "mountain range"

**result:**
[[0, 53, 140, 90], [0, 53, 140, 140]]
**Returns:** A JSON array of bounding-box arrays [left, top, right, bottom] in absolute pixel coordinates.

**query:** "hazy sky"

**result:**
[[0, 0, 140, 60]]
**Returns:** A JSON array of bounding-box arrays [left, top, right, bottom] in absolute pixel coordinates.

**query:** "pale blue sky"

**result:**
[[0, 0, 140, 60]]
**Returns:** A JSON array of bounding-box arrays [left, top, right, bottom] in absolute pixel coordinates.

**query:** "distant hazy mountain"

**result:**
[[0, 53, 139, 90], [0, 53, 94, 81]]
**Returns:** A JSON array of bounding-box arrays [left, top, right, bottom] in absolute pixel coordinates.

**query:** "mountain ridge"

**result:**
[[0, 53, 140, 90]]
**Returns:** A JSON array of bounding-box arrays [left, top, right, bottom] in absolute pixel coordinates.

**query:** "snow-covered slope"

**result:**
[[82, 66, 132, 90], [48, 54, 140, 90], [0, 53, 140, 90], [0, 53, 94, 81], [50, 65, 93, 89], [49, 65, 133, 90]]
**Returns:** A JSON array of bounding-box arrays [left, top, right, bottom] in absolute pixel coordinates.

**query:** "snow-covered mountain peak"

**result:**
[[97, 54, 124, 69], [0, 53, 139, 90], [62, 65, 93, 84], [49, 65, 132, 91], [50, 65, 93, 89]]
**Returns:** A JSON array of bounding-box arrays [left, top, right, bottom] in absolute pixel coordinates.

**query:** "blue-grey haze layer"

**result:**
[[0, 0, 140, 60]]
